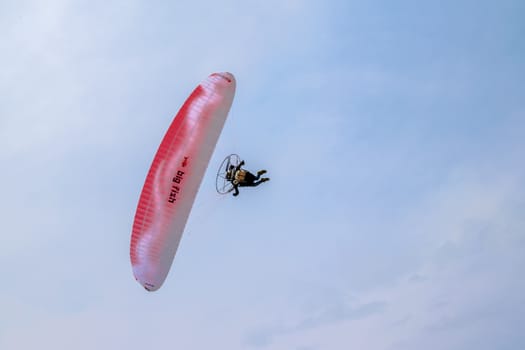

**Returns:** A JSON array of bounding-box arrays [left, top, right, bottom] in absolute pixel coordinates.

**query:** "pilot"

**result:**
[[226, 160, 269, 196]]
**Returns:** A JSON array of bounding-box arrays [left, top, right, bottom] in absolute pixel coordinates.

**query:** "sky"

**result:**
[[1, 0, 524, 349]]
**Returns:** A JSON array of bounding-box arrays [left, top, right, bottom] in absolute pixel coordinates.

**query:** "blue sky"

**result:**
[[1, 1, 524, 349]]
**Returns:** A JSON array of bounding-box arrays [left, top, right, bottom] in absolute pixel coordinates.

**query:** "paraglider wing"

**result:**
[[130, 72, 236, 291]]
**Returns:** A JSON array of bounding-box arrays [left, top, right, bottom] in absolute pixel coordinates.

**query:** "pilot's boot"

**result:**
[[257, 170, 267, 176]]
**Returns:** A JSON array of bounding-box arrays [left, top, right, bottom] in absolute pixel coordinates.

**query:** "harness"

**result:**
[[233, 169, 246, 184]]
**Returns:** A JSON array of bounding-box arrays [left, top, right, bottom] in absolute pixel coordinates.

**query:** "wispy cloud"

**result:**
[[244, 301, 386, 347]]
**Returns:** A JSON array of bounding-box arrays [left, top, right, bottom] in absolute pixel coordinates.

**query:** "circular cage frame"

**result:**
[[215, 154, 241, 194]]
